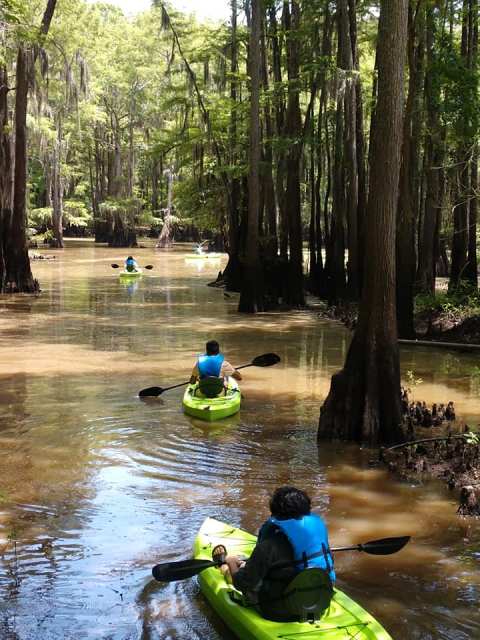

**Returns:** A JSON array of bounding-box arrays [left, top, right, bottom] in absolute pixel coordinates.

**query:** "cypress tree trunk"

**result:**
[[464, 0, 478, 287], [417, 3, 444, 293], [450, 0, 476, 290], [396, 3, 424, 338], [238, 0, 264, 312], [1, 0, 58, 292], [0, 64, 13, 291], [51, 121, 64, 249], [5, 46, 39, 293], [283, 0, 305, 307], [318, 0, 408, 446], [223, 0, 243, 290]]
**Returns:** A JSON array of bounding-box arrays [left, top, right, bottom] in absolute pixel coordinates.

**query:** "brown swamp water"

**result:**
[[0, 239, 479, 640]]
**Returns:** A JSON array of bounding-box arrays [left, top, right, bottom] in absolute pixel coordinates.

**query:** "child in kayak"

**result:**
[[125, 256, 139, 272], [214, 486, 335, 622], [190, 340, 242, 384]]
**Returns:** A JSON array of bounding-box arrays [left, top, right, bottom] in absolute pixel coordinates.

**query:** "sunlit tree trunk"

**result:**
[[51, 119, 64, 249]]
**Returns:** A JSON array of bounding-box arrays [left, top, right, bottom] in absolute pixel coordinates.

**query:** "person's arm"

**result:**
[[228, 541, 272, 595], [221, 360, 242, 381], [190, 364, 199, 384]]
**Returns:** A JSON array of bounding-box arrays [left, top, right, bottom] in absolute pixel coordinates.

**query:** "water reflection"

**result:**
[[0, 239, 478, 639]]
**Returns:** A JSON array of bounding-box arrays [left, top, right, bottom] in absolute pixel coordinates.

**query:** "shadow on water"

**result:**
[[0, 241, 479, 638]]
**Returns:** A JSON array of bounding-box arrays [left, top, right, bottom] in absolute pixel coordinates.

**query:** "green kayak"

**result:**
[[183, 377, 241, 421], [193, 517, 393, 640], [119, 268, 142, 280]]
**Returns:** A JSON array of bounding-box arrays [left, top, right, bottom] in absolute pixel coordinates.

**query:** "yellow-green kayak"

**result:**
[[193, 517, 393, 640], [183, 377, 241, 421], [119, 268, 142, 280]]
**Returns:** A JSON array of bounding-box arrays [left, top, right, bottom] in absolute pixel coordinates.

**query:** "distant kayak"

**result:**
[[183, 377, 241, 421], [193, 517, 394, 640], [119, 269, 143, 279], [185, 253, 223, 260]]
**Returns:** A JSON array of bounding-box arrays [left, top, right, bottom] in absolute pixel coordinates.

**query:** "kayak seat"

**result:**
[[197, 376, 226, 398], [283, 568, 333, 623]]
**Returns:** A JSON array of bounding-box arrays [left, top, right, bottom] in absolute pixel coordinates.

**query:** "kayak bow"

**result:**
[[183, 377, 241, 421]]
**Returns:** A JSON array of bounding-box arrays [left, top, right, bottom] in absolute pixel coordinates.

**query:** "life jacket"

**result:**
[[259, 514, 336, 583], [197, 354, 224, 379], [125, 258, 136, 272]]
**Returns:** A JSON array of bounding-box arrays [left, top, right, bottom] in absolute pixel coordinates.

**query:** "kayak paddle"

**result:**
[[111, 263, 154, 269], [151, 535, 411, 583], [138, 352, 281, 398]]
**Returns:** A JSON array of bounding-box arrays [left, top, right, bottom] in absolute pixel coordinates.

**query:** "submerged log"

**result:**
[[398, 338, 480, 352]]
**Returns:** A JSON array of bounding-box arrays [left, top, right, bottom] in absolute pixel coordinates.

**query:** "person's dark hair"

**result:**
[[127, 256, 134, 260], [270, 486, 311, 520], [206, 340, 220, 355]]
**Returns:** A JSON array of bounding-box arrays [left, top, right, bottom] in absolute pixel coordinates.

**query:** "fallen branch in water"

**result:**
[[382, 434, 467, 453]]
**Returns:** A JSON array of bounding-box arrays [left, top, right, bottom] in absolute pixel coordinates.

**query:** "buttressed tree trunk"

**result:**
[[4, 46, 39, 293], [238, 0, 264, 313], [318, 0, 408, 446], [1, 0, 58, 293]]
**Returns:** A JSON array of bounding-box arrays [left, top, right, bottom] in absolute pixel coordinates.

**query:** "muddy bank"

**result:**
[[381, 429, 480, 515], [318, 301, 480, 346]]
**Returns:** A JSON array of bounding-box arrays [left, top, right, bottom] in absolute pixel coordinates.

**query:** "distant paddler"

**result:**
[[125, 255, 140, 272]]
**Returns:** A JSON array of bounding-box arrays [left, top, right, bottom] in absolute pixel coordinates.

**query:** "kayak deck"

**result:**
[[193, 517, 393, 640], [119, 268, 142, 279], [183, 378, 241, 421]]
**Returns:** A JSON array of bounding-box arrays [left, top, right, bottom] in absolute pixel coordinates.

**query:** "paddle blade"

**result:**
[[111, 263, 120, 268], [144, 265, 154, 270], [152, 558, 216, 582], [251, 353, 281, 367], [361, 536, 411, 555], [139, 386, 164, 397]]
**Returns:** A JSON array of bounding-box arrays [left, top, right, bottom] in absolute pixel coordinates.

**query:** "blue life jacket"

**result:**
[[259, 514, 335, 583], [197, 354, 224, 378]]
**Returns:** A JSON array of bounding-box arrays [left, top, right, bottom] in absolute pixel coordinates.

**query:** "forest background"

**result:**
[[1, 0, 479, 445]]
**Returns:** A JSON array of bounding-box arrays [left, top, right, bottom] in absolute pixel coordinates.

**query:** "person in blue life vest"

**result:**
[[214, 486, 335, 622], [125, 256, 139, 272], [189, 340, 242, 384]]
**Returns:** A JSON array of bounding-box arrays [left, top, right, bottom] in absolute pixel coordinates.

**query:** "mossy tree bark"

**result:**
[[318, 0, 408, 446]]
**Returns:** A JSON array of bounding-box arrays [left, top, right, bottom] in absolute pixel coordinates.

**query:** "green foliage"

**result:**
[[415, 285, 480, 317], [64, 201, 91, 228], [29, 207, 53, 228], [404, 370, 423, 387], [464, 431, 480, 446]]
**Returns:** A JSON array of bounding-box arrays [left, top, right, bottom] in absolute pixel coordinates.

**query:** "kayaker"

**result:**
[[190, 340, 242, 384], [214, 486, 335, 622], [125, 256, 139, 272]]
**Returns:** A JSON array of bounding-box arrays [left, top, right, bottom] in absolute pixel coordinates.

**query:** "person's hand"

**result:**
[[220, 555, 246, 579]]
